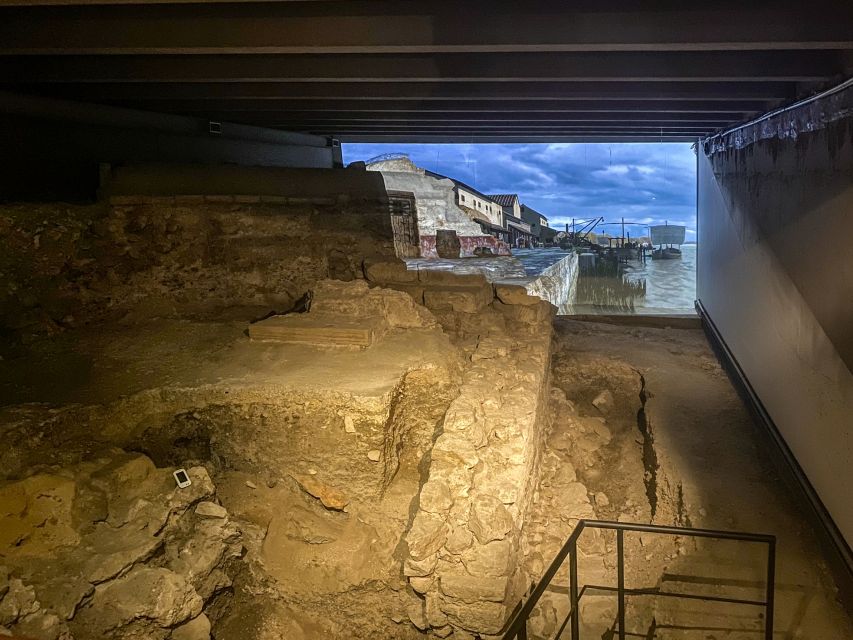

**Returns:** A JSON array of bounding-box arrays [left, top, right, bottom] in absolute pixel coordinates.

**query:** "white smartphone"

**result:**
[[173, 468, 192, 488]]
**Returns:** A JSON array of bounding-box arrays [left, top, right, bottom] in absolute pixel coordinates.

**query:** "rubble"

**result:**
[[0, 450, 242, 640]]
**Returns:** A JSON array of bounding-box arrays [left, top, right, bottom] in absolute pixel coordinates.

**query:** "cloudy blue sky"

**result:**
[[344, 143, 697, 239]]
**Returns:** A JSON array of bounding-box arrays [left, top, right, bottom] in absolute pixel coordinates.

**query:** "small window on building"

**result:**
[[461, 194, 465, 202]]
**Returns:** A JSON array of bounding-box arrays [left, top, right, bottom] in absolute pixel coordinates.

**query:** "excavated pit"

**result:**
[[2, 183, 850, 639]]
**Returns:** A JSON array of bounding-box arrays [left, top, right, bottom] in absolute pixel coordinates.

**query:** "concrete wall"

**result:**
[[697, 118, 853, 547], [0, 92, 340, 202]]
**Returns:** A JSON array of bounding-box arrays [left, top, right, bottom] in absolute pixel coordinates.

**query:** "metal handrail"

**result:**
[[501, 519, 776, 640]]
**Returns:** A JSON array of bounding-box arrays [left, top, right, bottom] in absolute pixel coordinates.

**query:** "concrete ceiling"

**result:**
[[1, 0, 852, 142]]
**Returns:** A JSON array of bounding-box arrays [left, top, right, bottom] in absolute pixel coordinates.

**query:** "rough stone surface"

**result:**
[[468, 495, 514, 544], [290, 473, 349, 511], [591, 390, 615, 415], [0, 450, 240, 640], [494, 283, 539, 306], [195, 501, 227, 519], [406, 513, 448, 561]]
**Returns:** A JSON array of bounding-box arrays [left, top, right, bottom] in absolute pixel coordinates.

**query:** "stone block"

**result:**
[[439, 569, 507, 603], [404, 553, 438, 577], [248, 316, 373, 347], [363, 257, 418, 284], [492, 299, 555, 326], [195, 501, 227, 519], [468, 495, 513, 544], [383, 283, 425, 305], [494, 283, 540, 306], [460, 539, 512, 577], [439, 599, 506, 635], [424, 286, 493, 314], [417, 270, 488, 287], [419, 479, 454, 515], [406, 512, 448, 561]]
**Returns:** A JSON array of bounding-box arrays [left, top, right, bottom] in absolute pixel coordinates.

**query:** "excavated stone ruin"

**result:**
[[4, 177, 850, 640]]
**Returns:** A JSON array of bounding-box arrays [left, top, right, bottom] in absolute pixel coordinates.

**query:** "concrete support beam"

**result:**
[[0, 51, 844, 84], [0, 2, 850, 55], [0, 1, 850, 140]]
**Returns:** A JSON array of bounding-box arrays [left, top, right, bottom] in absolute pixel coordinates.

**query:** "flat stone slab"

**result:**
[[248, 315, 374, 347]]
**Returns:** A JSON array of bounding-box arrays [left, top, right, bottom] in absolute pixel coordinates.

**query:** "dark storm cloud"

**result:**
[[343, 143, 697, 238]]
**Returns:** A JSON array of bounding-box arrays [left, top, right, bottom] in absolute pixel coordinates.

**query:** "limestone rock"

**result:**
[[591, 390, 615, 415], [290, 474, 349, 511], [494, 283, 539, 306], [439, 599, 505, 635], [195, 501, 227, 519], [362, 258, 417, 284], [165, 518, 241, 599], [406, 512, 448, 561], [403, 553, 437, 578], [0, 473, 80, 555], [425, 594, 448, 628], [367, 450, 381, 462], [406, 598, 428, 631], [0, 579, 38, 626], [439, 570, 507, 603], [419, 480, 453, 515], [171, 613, 211, 640], [75, 567, 202, 635], [460, 539, 512, 577], [0, 567, 8, 601], [468, 495, 513, 544], [424, 287, 492, 314], [409, 575, 434, 594], [81, 522, 164, 584], [444, 528, 474, 555], [10, 609, 65, 640], [343, 416, 356, 433]]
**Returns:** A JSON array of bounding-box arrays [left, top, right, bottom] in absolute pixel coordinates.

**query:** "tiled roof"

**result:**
[[486, 194, 518, 207]]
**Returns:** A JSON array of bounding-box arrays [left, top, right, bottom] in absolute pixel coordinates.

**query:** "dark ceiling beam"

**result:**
[[0, 3, 851, 55], [0, 51, 845, 84], [169, 111, 742, 123], [91, 98, 769, 115], [9, 81, 798, 102], [337, 136, 700, 143]]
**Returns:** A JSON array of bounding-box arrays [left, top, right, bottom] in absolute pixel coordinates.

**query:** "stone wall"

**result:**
[[0, 183, 395, 342], [364, 260, 556, 638], [524, 252, 579, 313]]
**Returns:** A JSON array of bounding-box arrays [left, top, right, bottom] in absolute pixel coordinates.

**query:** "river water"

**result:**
[[515, 245, 697, 315]]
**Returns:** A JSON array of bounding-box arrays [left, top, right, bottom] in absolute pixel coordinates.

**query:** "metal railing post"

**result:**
[[569, 538, 579, 640], [617, 529, 626, 640], [765, 539, 776, 640]]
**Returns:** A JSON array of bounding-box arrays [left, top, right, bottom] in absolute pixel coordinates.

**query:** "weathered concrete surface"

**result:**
[[698, 117, 853, 549]]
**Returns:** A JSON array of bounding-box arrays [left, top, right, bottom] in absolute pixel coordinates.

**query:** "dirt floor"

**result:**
[[532, 318, 853, 639]]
